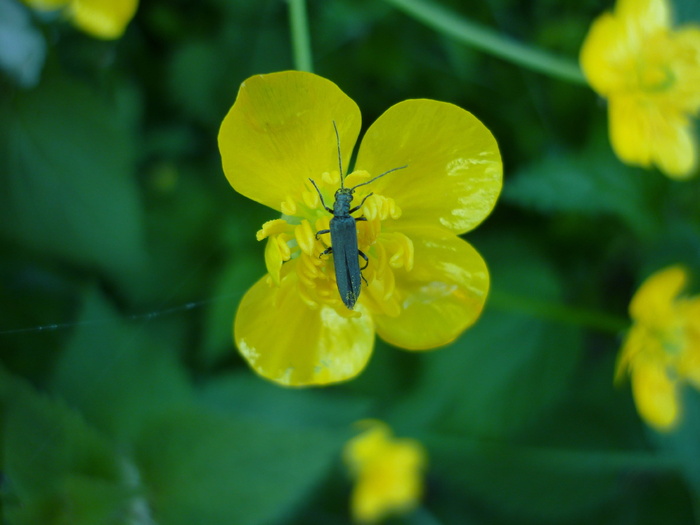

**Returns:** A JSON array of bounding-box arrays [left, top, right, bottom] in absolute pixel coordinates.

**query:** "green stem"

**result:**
[[488, 290, 629, 334], [427, 434, 681, 474], [383, 0, 587, 84], [288, 0, 313, 73]]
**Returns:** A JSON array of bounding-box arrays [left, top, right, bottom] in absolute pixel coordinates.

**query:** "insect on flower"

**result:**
[[218, 71, 502, 386], [310, 122, 406, 309]]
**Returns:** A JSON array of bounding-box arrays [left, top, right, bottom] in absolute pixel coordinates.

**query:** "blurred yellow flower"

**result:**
[[580, 0, 700, 178], [343, 421, 426, 523], [218, 71, 502, 386], [616, 266, 700, 431], [23, 0, 138, 39]]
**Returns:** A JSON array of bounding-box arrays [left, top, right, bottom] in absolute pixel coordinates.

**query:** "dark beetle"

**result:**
[[309, 123, 406, 309]]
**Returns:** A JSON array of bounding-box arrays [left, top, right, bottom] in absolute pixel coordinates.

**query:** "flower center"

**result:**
[[636, 63, 675, 93], [635, 35, 677, 94], [257, 169, 413, 316]]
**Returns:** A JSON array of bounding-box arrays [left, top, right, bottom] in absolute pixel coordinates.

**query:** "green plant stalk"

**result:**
[[488, 290, 629, 334], [383, 0, 587, 85], [427, 434, 681, 473], [288, 0, 313, 73]]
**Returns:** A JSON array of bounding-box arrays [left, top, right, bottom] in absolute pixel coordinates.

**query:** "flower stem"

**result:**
[[488, 290, 629, 334], [288, 0, 313, 73], [427, 434, 681, 473], [383, 0, 587, 85]]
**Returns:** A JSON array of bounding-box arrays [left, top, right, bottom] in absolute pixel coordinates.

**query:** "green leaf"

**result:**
[[50, 287, 193, 445], [1, 367, 133, 524], [135, 408, 347, 525], [429, 434, 666, 523], [393, 234, 583, 440], [0, 69, 146, 286], [199, 252, 264, 367], [503, 138, 660, 237], [654, 389, 700, 495], [200, 372, 371, 428]]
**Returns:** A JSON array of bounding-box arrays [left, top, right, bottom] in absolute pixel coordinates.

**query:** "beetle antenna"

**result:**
[[332, 121, 344, 189], [349, 165, 408, 191]]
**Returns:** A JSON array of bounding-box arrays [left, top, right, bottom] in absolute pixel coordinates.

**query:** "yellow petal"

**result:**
[[344, 421, 426, 524], [608, 96, 654, 168], [671, 27, 700, 112], [615, 325, 645, 384], [650, 110, 697, 179], [373, 227, 489, 350], [631, 359, 680, 431], [234, 273, 375, 386], [354, 99, 502, 235], [608, 97, 697, 177], [580, 12, 632, 94], [69, 0, 138, 39], [351, 443, 424, 523], [629, 265, 687, 323], [616, 0, 670, 41], [219, 71, 361, 213], [679, 298, 700, 387]]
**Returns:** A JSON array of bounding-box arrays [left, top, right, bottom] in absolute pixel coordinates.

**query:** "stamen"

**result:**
[[281, 195, 298, 216], [295, 220, 316, 255], [257, 218, 290, 241]]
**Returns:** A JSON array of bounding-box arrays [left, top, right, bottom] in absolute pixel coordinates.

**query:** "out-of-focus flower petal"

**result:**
[[344, 421, 426, 524], [672, 27, 700, 111], [234, 273, 375, 386], [219, 71, 361, 213], [373, 226, 489, 350], [631, 358, 679, 430], [580, 13, 631, 93], [629, 265, 687, 323], [616, 0, 670, 41], [355, 99, 501, 235], [69, 0, 138, 39], [609, 98, 697, 179]]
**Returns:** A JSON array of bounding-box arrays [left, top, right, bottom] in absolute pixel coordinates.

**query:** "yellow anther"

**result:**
[[257, 218, 289, 241], [281, 195, 298, 216], [295, 220, 316, 255]]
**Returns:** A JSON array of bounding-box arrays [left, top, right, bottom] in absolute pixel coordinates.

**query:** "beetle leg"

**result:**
[[358, 250, 369, 270], [319, 246, 333, 259], [308, 178, 334, 214], [349, 192, 373, 214], [354, 217, 367, 223], [315, 228, 330, 240]]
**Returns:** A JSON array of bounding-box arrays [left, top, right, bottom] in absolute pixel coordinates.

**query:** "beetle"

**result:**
[[309, 123, 406, 309]]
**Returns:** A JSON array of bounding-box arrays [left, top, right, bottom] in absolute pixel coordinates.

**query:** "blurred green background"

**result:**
[[2, 0, 700, 523]]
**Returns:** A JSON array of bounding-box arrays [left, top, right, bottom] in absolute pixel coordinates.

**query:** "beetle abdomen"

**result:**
[[330, 216, 362, 309]]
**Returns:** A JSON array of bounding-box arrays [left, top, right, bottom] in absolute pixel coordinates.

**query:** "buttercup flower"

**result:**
[[23, 0, 138, 39], [219, 71, 502, 386], [580, 0, 700, 178], [343, 420, 426, 524], [616, 266, 700, 431]]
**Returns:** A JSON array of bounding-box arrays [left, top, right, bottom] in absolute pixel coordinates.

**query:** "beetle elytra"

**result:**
[[309, 123, 406, 309]]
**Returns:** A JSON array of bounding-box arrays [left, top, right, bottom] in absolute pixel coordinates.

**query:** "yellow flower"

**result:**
[[218, 71, 502, 387], [579, 0, 700, 178], [343, 421, 426, 524], [23, 0, 138, 39], [616, 266, 700, 431]]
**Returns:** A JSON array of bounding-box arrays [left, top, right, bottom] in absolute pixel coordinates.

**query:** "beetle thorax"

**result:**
[[333, 188, 354, 216]]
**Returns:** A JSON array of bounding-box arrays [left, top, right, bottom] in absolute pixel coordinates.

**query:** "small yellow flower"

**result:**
[[616, 266, 700, 431], [343, 421, 426, 524], [218, 71, 502, 386], [580, 0, 700, 178], [23, 0, 138, 39]]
